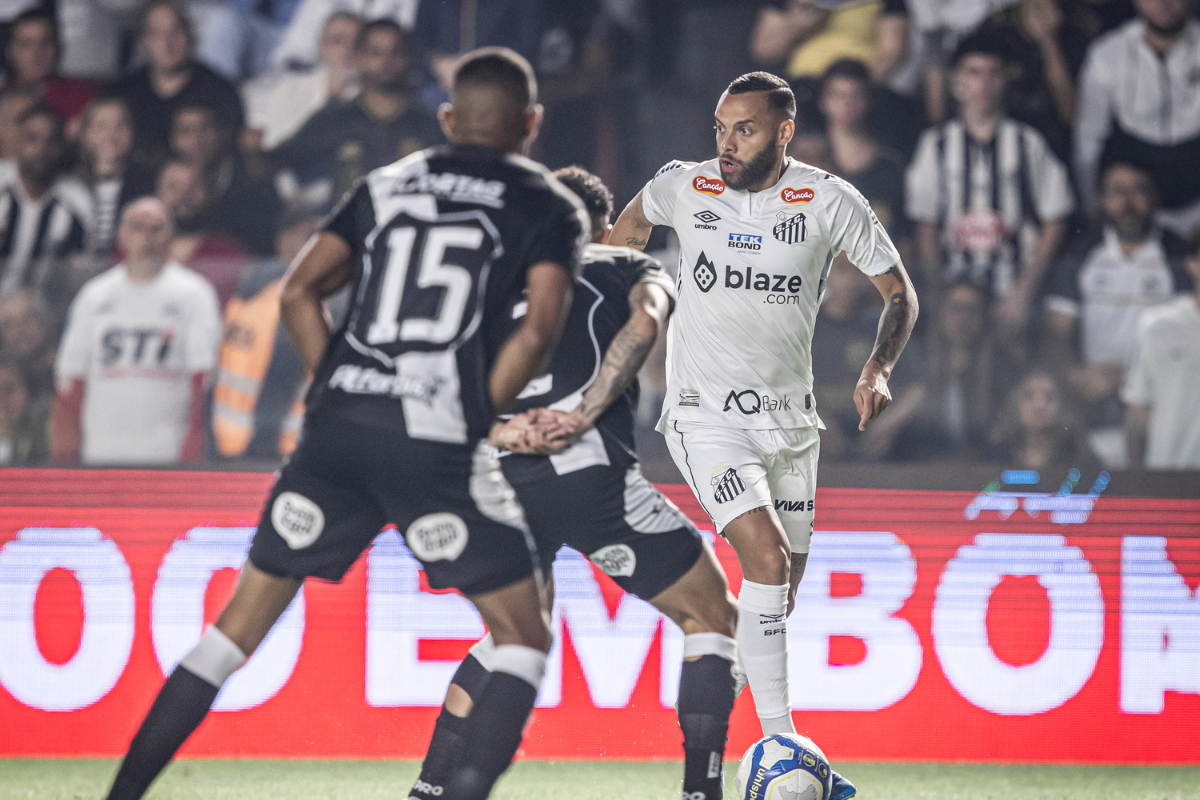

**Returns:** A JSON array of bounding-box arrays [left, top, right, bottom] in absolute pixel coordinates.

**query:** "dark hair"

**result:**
[[142, 1, 196, 51], [822, 58, 871, 89], [453, 46, 537, 107], [952, 31, 1009, 69], [17, 102, 62, 138], [726, 71, 796, 120], [554, 166, 612, 228], [357, 18, 408, 54], [9, 8, 59, 49]]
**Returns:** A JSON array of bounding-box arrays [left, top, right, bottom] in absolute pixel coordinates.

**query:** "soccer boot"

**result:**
[[829, 770, 857, 800]]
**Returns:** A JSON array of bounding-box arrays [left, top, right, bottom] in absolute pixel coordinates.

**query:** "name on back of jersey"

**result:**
[[328, 363, 442, 403], [392, 170, 507, 208]]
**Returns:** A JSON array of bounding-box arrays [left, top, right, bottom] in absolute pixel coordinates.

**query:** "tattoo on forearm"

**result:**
[[576, 323, 655, 423], [870, 266, 917, 370], [625, 236, 648, 247]]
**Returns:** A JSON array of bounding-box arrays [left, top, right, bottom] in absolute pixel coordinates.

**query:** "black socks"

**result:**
[[678, 654, 737, 800]]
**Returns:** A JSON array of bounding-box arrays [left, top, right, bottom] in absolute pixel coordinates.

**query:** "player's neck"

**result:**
[[450, 132, 522, 154]]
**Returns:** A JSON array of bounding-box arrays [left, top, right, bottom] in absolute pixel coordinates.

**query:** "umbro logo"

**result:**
[[694, 210, 720, 230]]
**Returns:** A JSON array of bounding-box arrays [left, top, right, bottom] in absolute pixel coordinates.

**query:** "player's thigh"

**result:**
[[524, 462, 707, 601], [765, 427, 821, 555], [375, 441, 540, 598], [649, 541, 736, 637], [247, 435, 390, 584], [662, 420, 774, 535]]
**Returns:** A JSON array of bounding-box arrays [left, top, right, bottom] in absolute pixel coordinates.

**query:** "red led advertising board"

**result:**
[[0, 468, 1197, 763]]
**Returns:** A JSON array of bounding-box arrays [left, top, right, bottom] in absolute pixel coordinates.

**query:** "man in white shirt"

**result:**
[[50, 198, 221, 465], [608, 71, 918, 800], [1075, 0, 1200, 234], [1123, 238, 1200, 469]]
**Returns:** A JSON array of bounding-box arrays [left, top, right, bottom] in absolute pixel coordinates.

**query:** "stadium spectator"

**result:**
[[989, 365, 1097, 472], [154, 157, 247, 309], [906, 34, 1073, 336], [76, 97, 157, 260], [815, 58, 911, 245], [0, 289, 54, 402], [0, 352, 47, 464], [750, 0, 884, 87], [271, 18, 440, 207], [189, 0, 302, 82], [1075, 0, 1200, 234], [210, 209, 337, 461], [1043, 163, 1191, 438], [0, 85, 34, 159], [170, 104, 279, 255], [0, 105, 92, 307], [919, 282, 1001, 458], [973, 0, 1090, 159], [812, 256, 926, 461], [242, 10, 362, 151], [1123, 234, 1200, 469], [51, 197, 220, 465], [272, 0, 417, 70], [411, 0, 543, 98], [110, 1, 245, 165], [1, 8, 97, 138]]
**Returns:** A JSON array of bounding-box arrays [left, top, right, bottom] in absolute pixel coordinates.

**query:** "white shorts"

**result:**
[[663, 419, 819, 553]]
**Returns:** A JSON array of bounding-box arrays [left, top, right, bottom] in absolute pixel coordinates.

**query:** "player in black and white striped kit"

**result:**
[[105, 49, 586, 800], [409, 167, 739, 800]]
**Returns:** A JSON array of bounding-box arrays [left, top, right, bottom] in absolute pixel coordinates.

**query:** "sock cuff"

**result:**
[[683, 632, 737, 662], [468, 633, 496, 670], [178, 625, 247, 688], [738, 580, 788, 615], [490, 644, 547, 689]]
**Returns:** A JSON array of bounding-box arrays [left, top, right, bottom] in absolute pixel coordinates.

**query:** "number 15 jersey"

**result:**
[[642, 157, 900, 431], [311, 144, 589, 445]]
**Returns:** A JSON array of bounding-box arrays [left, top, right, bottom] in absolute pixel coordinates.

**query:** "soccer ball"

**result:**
[[736, 732, 832, 800]]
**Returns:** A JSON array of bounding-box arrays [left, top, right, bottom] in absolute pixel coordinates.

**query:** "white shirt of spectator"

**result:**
[[1122, 295, 1200, 469], [272, 0, 418, 70], [56, 261, 221, 465], [1045, 228, 1187, 368], [0, 166, 93, 296], [641, 157, 900, 431], [906, 117, 1074, 297], [1075, 19, 1200, 213], [243, 65, 358, 150]]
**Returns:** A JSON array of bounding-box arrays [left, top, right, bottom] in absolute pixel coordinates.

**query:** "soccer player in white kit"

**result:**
[[610, 72, 918, 800]]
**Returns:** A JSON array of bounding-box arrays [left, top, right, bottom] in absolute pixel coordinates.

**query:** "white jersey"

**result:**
[[643, 157, 900, 431], [56, 261, 221, 464]]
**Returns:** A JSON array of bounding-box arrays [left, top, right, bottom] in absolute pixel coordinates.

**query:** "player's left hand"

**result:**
[[854, 362, 892, 431]]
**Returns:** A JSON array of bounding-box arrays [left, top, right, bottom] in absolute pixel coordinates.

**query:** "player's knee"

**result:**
[[742, 541, 790, 585]]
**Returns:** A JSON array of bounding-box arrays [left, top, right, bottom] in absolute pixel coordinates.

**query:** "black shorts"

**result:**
[[248, 412, 537, 596], [502, 455, 704, 600]]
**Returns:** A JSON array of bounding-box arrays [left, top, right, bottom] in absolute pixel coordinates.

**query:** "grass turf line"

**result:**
[[4, 759, 1200, 800]]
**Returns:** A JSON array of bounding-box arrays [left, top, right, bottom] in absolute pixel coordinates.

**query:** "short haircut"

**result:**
[[726, 71, 797, 120], [142, 1, 195, 50], [822, 58, 871, 90], [10, 8, 58, 47], [554, 166, 612, 226], [952, 32, 1009, 69], [18, 103, 62, 137], [357, 18, 407, 54], [453, 47, 537, 108]]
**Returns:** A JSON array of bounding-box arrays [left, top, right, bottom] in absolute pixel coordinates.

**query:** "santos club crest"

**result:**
[[773, 211, 807, 244], [694, 251, 717, 292]]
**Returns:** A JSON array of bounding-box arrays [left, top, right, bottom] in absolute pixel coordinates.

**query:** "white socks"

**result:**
[[179, 625, 247, 688], [737, 580, 795, 734]]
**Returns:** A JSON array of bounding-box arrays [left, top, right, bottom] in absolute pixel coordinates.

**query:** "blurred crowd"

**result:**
[[0, 0, 1196, 474]]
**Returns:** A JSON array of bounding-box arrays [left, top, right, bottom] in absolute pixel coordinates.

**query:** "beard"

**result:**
[[1145, 15, 1187, 37], [722, 142, 780, 191]]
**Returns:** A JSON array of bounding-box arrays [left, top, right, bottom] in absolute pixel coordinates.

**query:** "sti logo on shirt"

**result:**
[[100, 328, 174, 368], [728, 233, 762, 252]]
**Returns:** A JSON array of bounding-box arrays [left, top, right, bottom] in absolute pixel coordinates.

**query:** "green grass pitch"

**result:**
[[5, 759, 1200, 800]]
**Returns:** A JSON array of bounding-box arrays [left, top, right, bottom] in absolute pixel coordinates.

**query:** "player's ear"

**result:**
[[437, 103, 455, 140], [522, 104, 544, 150], [599, 222, 613, 245], [778, 117, 795, 148]]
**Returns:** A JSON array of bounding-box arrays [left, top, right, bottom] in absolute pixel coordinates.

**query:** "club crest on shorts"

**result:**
[[773, 211, 807, 244], [710, 465, 745, 504], [589, 543, 637, 577], [271, 491, 325, 550], [406, 513, 469, 562]]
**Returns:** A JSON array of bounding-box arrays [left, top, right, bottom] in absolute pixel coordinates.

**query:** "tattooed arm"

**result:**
[[855, 262, 919, 430], [610, 190, 653, 250]]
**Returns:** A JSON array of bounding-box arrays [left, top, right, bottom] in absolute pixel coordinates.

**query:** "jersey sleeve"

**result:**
[[321, 180, 375, 260], [626, 249, 677, 311], [640, 160, 694, 227], [528, 193, 590, 279], [822, 178, 902, 277], [905, 129, 943, 225], [55, 286, 94, 383], [1023, 126, 1075, 222], [185, 278, 223, 373]]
